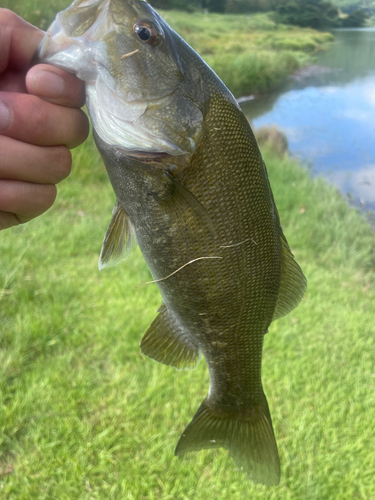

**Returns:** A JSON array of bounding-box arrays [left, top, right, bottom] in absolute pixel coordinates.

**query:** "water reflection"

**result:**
[[241, 28, 375, 211], [331, 165, 375, 204]]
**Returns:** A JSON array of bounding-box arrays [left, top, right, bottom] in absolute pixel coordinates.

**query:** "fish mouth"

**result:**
[[117, 150, 173, 162]]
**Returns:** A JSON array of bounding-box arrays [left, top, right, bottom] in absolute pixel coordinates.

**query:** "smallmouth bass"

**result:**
[[38, 0, 307, 485]]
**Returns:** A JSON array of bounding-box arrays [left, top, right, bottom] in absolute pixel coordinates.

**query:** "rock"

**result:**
[[254, 125, 289, 156]]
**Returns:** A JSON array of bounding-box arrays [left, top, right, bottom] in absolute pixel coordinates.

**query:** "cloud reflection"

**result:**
[[329, 165, 375, 202], [250, 74, 375, 204]]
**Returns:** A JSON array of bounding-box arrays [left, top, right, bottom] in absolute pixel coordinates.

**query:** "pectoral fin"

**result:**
[[140, 303, 200, 370], [99, 201, 136, 270], [150, 171, 217, 239]]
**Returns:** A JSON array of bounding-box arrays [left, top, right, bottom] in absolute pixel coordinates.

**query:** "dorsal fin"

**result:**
[[98, 201, 136, 270], [259, 158, 306, 322], [140, 304, 200, 370], [272, 230, 307, 321]]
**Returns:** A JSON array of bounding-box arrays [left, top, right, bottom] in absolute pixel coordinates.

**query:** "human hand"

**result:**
[[0, 9, 89, 230]]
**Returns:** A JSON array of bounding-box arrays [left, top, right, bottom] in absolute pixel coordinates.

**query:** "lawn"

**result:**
[[1, 132, 375, 499], [1, 1, 375, 499]]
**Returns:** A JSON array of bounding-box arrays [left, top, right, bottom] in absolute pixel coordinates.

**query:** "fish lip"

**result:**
[[115, 149, 173, 162]]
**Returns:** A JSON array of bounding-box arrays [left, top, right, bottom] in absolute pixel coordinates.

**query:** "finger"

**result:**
[[0, 69, 28, 93], [0, 9, 43, 73], [26, 64, 86, 108], [0, 136, 72, 184], [0, 179, 57, 230], [0, 92, 89, 149], [0, 210, 25, 230]]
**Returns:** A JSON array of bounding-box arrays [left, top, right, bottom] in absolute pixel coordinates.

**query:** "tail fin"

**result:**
[[175, 396, 280, 486]]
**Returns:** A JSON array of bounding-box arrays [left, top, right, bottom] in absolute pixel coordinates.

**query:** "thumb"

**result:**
[[26, 64, 86, 108]]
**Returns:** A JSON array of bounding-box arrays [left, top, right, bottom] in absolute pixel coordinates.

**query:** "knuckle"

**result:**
[[29, 99, 50, 137], [53, 146, 72, 182], [0, 9, 19, 27]]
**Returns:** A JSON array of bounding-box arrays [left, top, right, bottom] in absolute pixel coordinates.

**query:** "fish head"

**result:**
[[37, 0, 205, 155]]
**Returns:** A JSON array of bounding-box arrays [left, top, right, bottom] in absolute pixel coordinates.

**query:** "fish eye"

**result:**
[[133, 20, 159, 46]]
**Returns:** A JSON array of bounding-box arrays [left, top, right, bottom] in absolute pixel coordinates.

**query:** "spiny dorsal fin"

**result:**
[[175, 394, 280, 486], [98, 201, 136, 271], [140, 304, 200, 370], [272, 231, 307, 321]]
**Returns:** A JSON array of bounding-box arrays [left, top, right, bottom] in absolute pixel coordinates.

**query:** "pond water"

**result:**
[[240, 28, 375, 212]]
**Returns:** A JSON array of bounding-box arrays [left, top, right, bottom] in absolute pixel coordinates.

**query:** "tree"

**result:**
[[226, 0, 275, 13], [275, 0, 341, 29], [205, 0, 228, 12], [149, 0, 200, 10], [341, 9, 369, 26]]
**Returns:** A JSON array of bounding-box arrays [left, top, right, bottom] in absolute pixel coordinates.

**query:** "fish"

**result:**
[[37, 0, 307, 486]]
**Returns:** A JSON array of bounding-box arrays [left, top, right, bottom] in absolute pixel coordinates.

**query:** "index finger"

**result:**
[[0, 9, 44, 73]]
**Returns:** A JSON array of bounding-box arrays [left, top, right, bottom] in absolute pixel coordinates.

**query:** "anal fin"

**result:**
[[140, 304, 200, 370]]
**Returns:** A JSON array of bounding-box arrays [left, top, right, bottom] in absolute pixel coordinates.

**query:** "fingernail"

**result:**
[[32, 70, 65, 99], [0, 101, 11, 131]]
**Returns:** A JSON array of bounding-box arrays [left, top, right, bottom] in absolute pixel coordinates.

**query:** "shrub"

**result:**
[[275, 0, 341, 29], [205, 50, 301, 96], [225, 0, 275, 13]]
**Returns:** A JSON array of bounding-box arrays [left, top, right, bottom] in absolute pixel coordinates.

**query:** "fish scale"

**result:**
[[37, 0, 306, 486]]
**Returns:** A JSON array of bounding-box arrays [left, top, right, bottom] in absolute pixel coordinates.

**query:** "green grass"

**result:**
[[1, 132, 375, 499], [0, 0, 71, 30]]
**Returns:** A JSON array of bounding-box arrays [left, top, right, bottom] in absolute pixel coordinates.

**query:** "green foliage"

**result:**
[[1, 0, 71, 30], [275, 0, 369, 28], [341, 7, 369, 24], [205, 0, 228, 12], [225, 0, 275, 13], [148, 0, 202, 12], [151, 0, 227, 12], [331, 0, 375, 11], [275, 0, 341, 29]]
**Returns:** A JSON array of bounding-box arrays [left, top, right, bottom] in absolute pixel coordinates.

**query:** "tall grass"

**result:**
[[0, 0, 70, 30], [161, 10, 334, 96], [205, 50, 302, 97]]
